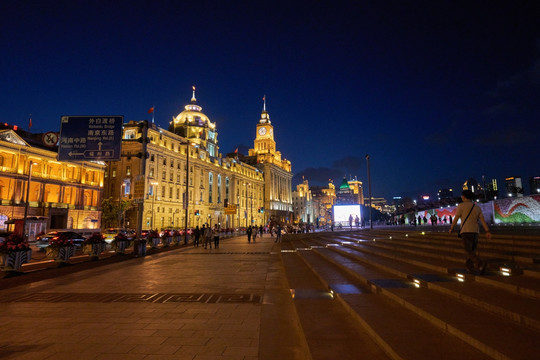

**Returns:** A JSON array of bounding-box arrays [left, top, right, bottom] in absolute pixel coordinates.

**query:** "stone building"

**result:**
[[245, 98, 293, 224], [0, 123, 104, 239], [103, 89, 265, 232]]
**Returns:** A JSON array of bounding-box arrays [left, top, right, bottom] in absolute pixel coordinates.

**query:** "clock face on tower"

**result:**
[[258, 127, 267, 136]]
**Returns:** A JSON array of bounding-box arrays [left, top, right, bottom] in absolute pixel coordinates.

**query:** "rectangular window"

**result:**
[[208, 172, 213, 203], [217, 175, 222, 204]]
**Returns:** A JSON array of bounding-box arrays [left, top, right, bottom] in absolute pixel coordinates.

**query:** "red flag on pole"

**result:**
[[234, 148, 238, 153], [29, 115, 32, 130], [148, 106, 154, 114]]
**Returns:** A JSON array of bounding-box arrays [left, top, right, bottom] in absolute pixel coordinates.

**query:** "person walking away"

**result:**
[[247, 226, 252, 243], [259, 225, 264, 238], [193, 225, 200, 247], [213, 225, 220, 248], [200, 225, 206, 248], [449, 190, 492, 274], [204, 224, 212, 249], [275, 224, 282, 243]]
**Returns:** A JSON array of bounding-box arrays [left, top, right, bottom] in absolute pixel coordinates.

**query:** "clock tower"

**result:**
[[247, 95, 293, 224], [253, 96, 276, 155]]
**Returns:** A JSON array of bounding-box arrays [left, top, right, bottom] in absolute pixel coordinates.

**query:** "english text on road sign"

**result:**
[[58, 115, 123, 161]]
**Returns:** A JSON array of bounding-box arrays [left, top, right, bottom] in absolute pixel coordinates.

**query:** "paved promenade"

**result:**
[[0, 235, 310, 360], [2, 228, 539, 359]]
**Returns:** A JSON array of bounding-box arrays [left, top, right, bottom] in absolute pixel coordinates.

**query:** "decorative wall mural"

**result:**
[[493, 195, 540, 224]]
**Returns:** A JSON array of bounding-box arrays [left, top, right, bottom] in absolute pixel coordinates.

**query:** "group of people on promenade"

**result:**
[[246, 224, 282, 243], [188, 223, 284, 248], [191, 224, 220, 249]]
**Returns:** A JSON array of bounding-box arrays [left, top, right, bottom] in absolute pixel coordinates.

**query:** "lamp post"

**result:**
[[365, 154, 373, 229], [150, 181, 158, 230], [119, 182, 126, 228], [22, 161, 37, 240]]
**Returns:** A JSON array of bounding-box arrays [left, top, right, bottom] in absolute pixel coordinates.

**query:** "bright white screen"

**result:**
[[333, 205, 361, 223]]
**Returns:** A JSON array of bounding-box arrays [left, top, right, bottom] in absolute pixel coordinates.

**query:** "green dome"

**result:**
[[339, 177, 350, 190]]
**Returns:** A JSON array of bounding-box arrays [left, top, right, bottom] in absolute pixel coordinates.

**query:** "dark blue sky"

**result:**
[[2, 1, 539, 200]]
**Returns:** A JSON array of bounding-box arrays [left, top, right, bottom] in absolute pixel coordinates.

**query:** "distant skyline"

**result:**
[[2, 1, 539, 200]]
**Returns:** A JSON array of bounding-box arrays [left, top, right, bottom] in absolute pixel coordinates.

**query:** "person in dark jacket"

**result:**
[[247, 226, 252, 243], [193, 226, 200, 247]]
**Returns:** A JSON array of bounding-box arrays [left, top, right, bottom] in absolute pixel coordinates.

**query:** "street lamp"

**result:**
[[150, 181, 158, 230], [22, 161, 38, 240], [119, 182, 126, 228]]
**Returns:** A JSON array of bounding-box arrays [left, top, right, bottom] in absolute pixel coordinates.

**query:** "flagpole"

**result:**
[[152, 105, 155, 123]]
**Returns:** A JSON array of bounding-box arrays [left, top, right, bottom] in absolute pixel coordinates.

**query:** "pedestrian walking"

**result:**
[[193, 226, 200, 247], [204, 224, 212, 249], [275, 224, 282, 243], [247, 226, 252, 243], [449, 190, 492, 274], [259, 225, 264, 238], [213, 225, 220, 248]]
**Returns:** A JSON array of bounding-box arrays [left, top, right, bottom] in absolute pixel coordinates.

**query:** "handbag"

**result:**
[[458, 203, 475, 238]]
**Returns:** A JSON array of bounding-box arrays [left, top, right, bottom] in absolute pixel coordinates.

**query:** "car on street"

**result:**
[[35, 231, 86, 249], [102, 228, 136, 244]]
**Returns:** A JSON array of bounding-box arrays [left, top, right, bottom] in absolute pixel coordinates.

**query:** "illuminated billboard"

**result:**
[[333, 205, 361, 225]]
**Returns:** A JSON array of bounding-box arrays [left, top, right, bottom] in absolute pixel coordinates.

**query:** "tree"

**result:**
[[101, 197, 133, 228]]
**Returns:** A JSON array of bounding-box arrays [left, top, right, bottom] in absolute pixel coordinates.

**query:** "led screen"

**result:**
[[333, 205, 361, 224]]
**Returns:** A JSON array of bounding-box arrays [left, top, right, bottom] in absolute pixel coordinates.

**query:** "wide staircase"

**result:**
[[279, 229, 540, 360]]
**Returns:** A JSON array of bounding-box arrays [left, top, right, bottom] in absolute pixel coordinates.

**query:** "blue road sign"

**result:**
[[58, 115, 123, 161]]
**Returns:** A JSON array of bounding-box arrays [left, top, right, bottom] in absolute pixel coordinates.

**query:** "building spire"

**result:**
[[262, 95, 266, 112], [191, 86, 197, 103]]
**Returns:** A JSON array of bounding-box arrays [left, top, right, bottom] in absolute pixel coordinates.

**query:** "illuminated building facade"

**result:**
[[336, 177, 356, 205], [245, 98, 293, 223], [292, 178, 314, 224], [0, 124, 104, 239], [347, 177, 364, 205], [311, 181, 336, 227], [104, 90, 265, 231]]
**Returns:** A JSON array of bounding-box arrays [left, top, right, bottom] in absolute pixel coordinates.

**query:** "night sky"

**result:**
[[2, 1, 539, 200]]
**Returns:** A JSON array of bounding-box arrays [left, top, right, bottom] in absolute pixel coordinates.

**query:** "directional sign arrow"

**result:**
[[68, 151, 84, 156]]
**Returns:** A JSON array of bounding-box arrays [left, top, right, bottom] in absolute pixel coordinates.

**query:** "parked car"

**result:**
[[102, 228, 136, 244], [35, 231, 86, 249]]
